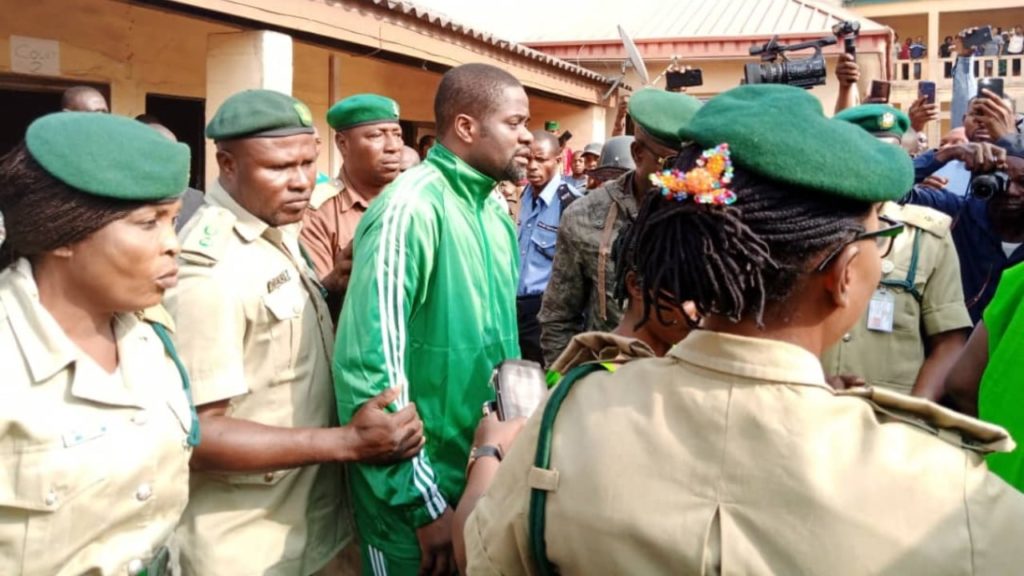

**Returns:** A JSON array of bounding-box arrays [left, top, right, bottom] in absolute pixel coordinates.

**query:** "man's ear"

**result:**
[[625, 270, 643, 302], [630, 140, 643, 164], [215, 146, 237, 180], [453, 113, 476, 145], [334, 130, 348, 157], [825, 244, 862, 309]]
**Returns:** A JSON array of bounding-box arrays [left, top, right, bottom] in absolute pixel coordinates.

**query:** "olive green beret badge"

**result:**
[[294, 102, 313, 127], [880, 112, 895, 130]]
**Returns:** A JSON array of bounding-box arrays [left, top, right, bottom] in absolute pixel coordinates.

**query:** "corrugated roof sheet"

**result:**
[[360, 0, 613, 83], [518, 0, 886, 44]]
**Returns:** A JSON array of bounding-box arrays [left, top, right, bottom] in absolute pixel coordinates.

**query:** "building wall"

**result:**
[[0, 0, 235, 114]]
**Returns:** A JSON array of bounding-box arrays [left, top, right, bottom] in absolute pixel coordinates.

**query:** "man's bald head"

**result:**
[[940, 127, 967, 149], [62, 86, 109, 113], [400, 146, 421, 172]]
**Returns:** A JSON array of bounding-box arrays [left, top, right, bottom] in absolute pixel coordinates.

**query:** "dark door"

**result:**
[[146, 94, 206, 190], [0, 74, 109, 157]]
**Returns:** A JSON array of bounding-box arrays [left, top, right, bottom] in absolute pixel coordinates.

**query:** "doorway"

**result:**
[[146, 94, 206, 190], [0, 74, 110, 157]]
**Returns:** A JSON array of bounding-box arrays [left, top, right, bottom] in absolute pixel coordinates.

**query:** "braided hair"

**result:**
[[0, 142, 139, 267], [615, 145, 873, 329]]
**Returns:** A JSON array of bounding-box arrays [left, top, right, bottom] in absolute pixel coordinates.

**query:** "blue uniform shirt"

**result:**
[[905, 186, 1024, 324], [516, 176, 579, 296]]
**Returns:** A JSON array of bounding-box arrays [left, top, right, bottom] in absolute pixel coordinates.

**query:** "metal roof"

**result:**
[[520, 0, 887, 44], [361, 0, 613, 83]]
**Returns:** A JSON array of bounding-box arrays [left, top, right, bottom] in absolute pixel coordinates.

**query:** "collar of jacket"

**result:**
[[425, 142, 497, 206]]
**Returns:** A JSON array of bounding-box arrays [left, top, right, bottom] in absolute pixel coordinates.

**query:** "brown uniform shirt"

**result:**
[[301, 178, 370, 280], [166, 182, 350, 575], [467, 331, 1024, 575], [822, 202, 972, 394], [0, 259, 193, 576]]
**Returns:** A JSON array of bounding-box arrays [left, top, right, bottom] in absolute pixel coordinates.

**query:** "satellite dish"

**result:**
[[602, 25, 650, 101], [620, 25, 650, 85]]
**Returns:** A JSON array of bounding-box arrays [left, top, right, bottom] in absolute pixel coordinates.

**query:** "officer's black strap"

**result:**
[[556, 183, 577, 215], [149, 322, 201, 447], [529, 362, 609, 576], [880, 226, 924, 303]]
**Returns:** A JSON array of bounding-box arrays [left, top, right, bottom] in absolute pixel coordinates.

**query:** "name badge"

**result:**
[[867, 289, 896, 333]]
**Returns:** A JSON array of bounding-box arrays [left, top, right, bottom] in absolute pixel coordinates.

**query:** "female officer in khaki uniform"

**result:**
[[463, 85, 1024, 575], [0, 112, 197, 576]]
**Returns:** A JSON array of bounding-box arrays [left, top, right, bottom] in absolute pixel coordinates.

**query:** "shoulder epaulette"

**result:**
[[309, 180, 343, 210], [179, 205, 237, 267], [884, 203, 952, 237], [136, 304, 176, 332], [837, 386, 1014, 454]]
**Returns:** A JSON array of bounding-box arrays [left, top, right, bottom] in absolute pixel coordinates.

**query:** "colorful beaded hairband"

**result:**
[[649, 143, 736, 206]]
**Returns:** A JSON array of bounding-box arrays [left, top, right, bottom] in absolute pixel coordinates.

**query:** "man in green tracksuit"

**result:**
[[333, 63, 532, 575]]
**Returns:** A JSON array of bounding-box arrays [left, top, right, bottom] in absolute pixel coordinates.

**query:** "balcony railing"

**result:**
[[893, 55, 1024, 84]]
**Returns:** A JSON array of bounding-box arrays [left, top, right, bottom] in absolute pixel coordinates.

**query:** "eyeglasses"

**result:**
[[814, 215, 905, 272], [638, 139, 678, 170]]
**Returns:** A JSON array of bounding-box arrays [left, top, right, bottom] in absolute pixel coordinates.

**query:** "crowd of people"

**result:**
[[1, 31, 1024, 576]]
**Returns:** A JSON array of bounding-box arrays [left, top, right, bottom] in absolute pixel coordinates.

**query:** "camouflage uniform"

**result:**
[[538, 171, 638, 365]]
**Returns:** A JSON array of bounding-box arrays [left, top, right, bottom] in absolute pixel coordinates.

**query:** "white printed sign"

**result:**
[[11, 36, 60, 76]]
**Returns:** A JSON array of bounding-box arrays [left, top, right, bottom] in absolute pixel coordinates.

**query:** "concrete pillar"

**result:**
[[204, 30, 293, 189], [328, 52, 343, 179], [590, 104, 608, 143], [927, 9, 941, 145]]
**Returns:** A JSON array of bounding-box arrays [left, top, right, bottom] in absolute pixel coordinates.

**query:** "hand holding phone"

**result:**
[[490, 360, 548, 421], [961, 26, 994, 51], [918, 81, 936, 105], [978, 77, 1005, 100], [867, 80, 891, 104]]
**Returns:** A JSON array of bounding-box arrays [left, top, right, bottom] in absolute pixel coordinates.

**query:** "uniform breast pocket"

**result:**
[[531, 223, 559, 260], [261, 280, 307, 386], [0, 445, 107, 573]]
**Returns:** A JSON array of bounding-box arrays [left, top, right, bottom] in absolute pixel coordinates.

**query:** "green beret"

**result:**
[[327, 94, 400, 131], [679, 85, 913, 202], [628, 88, 702, 149], [26, 112, 190, 202], [834, 104, 911, 139], [544, 120, 560, 131], [206, 89, 314, 141]]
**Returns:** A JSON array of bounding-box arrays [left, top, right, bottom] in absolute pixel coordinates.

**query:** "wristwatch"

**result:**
[[466, 444, 504, 476]]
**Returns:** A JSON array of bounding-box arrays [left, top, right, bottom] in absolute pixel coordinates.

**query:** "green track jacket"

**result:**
[[332, 144, 520, 554]]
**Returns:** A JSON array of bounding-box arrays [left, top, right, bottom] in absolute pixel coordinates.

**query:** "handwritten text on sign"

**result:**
[[11, 36, 60, 76]]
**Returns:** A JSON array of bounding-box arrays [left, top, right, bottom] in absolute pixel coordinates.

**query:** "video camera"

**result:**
[[831, 20, 861, 55], [744, 34, 837, 89]]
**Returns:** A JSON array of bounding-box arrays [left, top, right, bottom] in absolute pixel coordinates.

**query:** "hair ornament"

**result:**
[[649, 143, 736, 206]]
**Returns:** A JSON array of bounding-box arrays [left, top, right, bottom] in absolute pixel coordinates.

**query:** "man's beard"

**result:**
[[499, 157, 527, 182]]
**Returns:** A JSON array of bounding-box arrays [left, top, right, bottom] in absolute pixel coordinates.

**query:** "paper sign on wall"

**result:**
[[11, 36, 60, 76]]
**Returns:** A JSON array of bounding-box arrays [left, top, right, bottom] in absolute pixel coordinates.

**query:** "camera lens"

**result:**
[[970, 172, 1008, 200]]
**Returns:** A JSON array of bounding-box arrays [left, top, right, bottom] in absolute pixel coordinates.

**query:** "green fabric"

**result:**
[[205, 89, 314, 141], [327, 93, 400, 131], [25, 112, 189, 201], [980, 261, 1024, 490], [680, 84, 913, 202], [628, 88, 702, 148], [544, 120, 560, 131], [835, 103, 910, 139], [333, 143, 520, 555]]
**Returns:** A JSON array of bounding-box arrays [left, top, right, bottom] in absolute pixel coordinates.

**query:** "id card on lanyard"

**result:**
[[867, 288, 896, 333]]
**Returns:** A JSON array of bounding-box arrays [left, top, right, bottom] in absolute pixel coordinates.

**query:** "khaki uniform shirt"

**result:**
[[548, 331, 656, 375], [0, 259, 193, 576], [165, 182, 350, 576], [301, 178, 369, 280], [822, 203, 972, 394], [466, 331, 1024, 575], [538, 172, 638, 365]]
